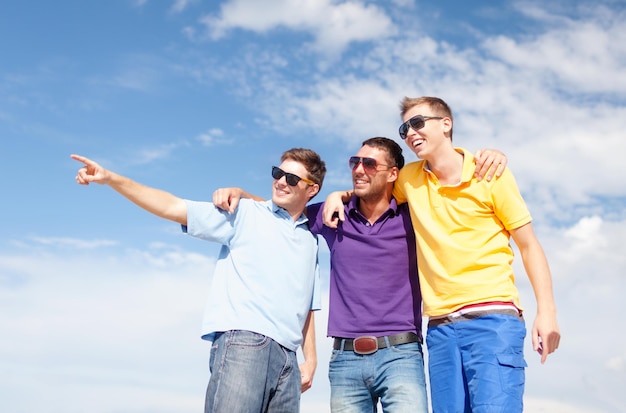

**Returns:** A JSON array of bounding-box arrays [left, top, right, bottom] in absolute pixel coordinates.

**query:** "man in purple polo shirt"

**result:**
[[307, 137, 427, 412], [213, 138, 506, 412]]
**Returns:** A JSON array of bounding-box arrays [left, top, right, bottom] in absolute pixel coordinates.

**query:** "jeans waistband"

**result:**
[[428, 307, 523, 328]]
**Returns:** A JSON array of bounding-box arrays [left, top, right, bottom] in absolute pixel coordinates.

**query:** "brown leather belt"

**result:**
[[333, 332, 421, 355]]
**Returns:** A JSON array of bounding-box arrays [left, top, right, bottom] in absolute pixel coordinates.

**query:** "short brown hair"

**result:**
[[361, 137, 405, 169], [281, 148, 327, 194], [400, 96, 454, 139]]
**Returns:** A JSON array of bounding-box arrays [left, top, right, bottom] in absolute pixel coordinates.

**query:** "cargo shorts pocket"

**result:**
[[496, 352, 527, 397]]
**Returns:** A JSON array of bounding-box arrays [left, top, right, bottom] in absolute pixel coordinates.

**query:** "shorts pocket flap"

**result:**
[[496, 353, 528, 368]]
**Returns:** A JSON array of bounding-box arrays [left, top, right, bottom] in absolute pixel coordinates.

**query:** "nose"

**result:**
[[406, 124, 418, 138], [352, 160, 366, 174], [276, 175, 288, 186]]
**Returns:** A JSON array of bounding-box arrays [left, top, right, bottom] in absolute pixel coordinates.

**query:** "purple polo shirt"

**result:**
[[307, 197, 422, 339]]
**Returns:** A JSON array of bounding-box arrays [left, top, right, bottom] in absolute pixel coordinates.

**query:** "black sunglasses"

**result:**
[[271, 166, 315, 186], [399, 115, 443, 139], [348, 156, 393, 173]]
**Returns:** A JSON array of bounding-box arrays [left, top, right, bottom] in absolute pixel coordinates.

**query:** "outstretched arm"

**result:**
[[510, 222, 560, 363], [299, 311, 317, 393], [71, 154, 188, 225], [474, 149, 508, 181]]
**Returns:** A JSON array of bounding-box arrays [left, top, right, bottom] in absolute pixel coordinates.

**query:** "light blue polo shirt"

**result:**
[[182, 199, 321, 351]]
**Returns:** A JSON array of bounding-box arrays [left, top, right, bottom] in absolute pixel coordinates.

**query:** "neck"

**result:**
[[357, 192, 393, 224], [425, 148, 464, 185], [276, 201, 307, 221]]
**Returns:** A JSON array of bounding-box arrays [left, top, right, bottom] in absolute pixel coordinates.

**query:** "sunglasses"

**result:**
[[348, 156, 393, 173], [398, 115, 443, 139], [271, 166, 315, 186]]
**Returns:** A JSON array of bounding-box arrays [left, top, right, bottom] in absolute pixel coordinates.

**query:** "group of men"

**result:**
[[73, 95, 560, 413]]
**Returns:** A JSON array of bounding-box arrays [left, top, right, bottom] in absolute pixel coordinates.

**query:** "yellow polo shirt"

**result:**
[[393, 148, 532, 317]]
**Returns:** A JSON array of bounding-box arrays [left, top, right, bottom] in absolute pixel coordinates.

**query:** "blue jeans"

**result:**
[[329, 339, 428, 413], [205, 330, 301, 413], [427, 314, 527, 413]]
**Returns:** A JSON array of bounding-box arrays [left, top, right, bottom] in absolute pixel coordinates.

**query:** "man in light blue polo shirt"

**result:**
[[71, 147, 327, 413]]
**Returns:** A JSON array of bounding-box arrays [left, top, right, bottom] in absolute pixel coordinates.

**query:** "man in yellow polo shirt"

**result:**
[[392, 96, 560, 413]]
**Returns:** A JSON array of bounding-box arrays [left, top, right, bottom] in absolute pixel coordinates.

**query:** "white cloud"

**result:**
[[523, 398, 608, 413], [511, 215, 626, 412], [547, 216, 626, 281], [0, 243, 215, 413], [563, 216, 606, 248], [199, 0, 395, 56], [170, 0, 195, 13], [132, 141, 190, 165], [606, 356, 625, 372], [196, 128, 233, 146], [0, 240, 336, 412], [110, 66, 162, 92], [27, 236, 118, 249], [134, 0, 195, 13], [484, 6, 626, 94], [98, 53, 185, 94]]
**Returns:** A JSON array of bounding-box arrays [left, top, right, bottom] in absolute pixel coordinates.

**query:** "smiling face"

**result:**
[[351, 145, 397, 202], [271, 159, 317, 219], [402, 103, 452, 161]]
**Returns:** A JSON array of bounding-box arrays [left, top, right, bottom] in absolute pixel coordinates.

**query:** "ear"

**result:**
[[442, 117, 453, 137], [307, 183, 320, 199], [387, 166, 399, 183]]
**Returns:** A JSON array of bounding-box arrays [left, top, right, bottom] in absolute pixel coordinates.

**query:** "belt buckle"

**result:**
[[353, 335, 378, 355]]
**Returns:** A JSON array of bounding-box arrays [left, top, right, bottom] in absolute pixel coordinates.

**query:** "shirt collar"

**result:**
[[422, 147, 476, 184], [347, 195, 400, 220], [457, 147, 477, 183], [270, 200, 309, 225]]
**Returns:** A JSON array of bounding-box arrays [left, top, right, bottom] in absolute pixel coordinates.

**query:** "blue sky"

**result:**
[[1, 1, 625, 412]]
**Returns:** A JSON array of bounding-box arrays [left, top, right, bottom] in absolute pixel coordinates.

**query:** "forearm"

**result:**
[[338, 190, 353, 203], [240, 190, 265, 202], [299, 311, 317, 392], [520, 240, 561, 361], [107, 171, 188, 225], [520, 242, 557, 314], [301, 311, 317, 365], [512, 224, 557, 313]]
